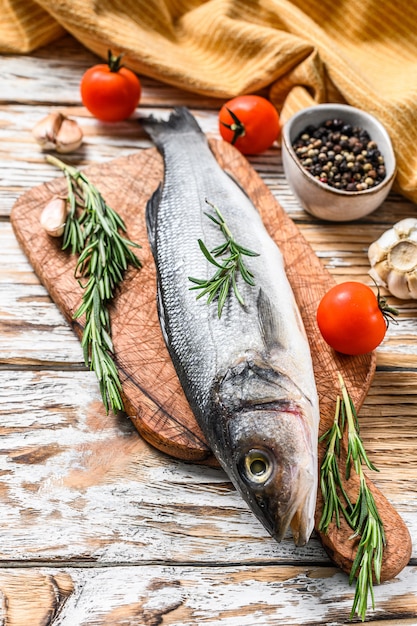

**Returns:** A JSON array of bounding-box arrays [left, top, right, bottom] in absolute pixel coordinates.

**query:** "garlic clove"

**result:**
[[371, 227, 399, 254], [406, 270, 417, 299], [32, 112, 64, 150], [55, 118, 83, 153], [407, 227, 417, 245], [32, 112, 83, 153], [386, 267, 412, 300], [40, 196, 68, 237], [369, 260, 390, 284], [393, 217, 417, 238], [368, 240, 387, 266]]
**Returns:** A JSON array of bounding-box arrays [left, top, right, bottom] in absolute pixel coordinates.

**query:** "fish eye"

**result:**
[[240, 449, 274, 485]]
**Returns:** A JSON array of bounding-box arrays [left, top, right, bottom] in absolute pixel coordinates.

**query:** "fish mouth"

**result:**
[[269, 471, 316, 547], [236, 447, 316, 546]]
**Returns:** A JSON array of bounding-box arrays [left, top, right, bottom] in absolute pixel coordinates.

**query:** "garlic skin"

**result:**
[[40, 196, 68, 237], [32, 112, 64, 150], [368, 218, 417, 299], [55, 118, 84, 153], [32, 112, 83, 153]]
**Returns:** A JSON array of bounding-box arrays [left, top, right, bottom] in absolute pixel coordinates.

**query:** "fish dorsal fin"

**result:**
[[257, 288, 286, 353], [145, 183, 163, 255]]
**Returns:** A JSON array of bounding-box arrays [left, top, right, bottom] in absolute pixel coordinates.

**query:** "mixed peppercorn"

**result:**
[[291, 118, 387, 192]]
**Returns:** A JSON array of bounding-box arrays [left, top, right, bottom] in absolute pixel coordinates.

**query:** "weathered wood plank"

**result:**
[[0, 369, 328, 564], [0, 369, 414, 565], [0, 564, 415, 626]]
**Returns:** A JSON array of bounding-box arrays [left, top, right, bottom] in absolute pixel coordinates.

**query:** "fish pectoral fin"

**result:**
[[145, 183, 163, 254], [257, 288, 287, 353]]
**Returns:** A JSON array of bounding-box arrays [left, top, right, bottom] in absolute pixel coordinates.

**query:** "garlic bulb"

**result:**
[[368, 218, 417, 299], [40, 196, 68, 237], [32, 112, 83, 153]]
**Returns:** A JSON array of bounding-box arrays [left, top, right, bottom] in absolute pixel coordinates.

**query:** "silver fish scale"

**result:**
[[149, 123, 316, 419]]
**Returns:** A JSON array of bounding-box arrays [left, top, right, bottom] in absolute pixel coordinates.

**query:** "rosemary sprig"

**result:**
[[318, 395, 352, 533], [341, 374, 379, 481], [338, 373, 386, 621], [188, 199, 259, 317], [319, 372, 385, 622], [348, 474, 386, 620], [46, 154, 142, 414]]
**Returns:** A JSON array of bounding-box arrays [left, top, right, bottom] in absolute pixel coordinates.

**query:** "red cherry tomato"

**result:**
[[218, 95, 280, 155], [316, 282, 397, 355], [80, 51, 141, 122]]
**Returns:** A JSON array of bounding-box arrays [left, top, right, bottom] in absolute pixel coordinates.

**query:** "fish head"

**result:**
[[226, 404, 317, 546]]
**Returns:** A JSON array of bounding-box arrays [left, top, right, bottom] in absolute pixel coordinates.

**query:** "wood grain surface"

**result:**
[[1, 34, 416, 625], [10, 137, 411, 582]]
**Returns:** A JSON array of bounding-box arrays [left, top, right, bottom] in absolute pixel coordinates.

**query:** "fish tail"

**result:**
[[141, 107, 204, 149]]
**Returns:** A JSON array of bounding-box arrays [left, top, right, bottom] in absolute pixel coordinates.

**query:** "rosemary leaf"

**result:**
[[217, 274, 230, 317], [197, 238, 224, 268], [211, 241, 230, 256], [235, 243, 260, 257], [232, 271, 245, 306], [101, 327, 114, 352], [188, 277, 207, 287], [237, 255, 256, 286]]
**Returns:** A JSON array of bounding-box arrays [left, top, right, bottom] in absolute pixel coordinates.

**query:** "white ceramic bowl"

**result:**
[[281, 103, 396, 222]]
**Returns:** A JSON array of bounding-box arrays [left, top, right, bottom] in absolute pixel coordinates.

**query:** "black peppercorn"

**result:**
[[291, 118, 387, 192]]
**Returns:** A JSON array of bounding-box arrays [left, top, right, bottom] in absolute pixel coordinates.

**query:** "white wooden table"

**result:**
[[0, 35, 416, 625]]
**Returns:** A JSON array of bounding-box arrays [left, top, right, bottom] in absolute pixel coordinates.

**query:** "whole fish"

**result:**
[[143, 107, 320, 546]]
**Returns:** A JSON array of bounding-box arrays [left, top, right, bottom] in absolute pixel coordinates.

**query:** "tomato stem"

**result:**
[[371, 277, 399, 327], [220, 107, 245, 144], [107, 49, 124, 73]]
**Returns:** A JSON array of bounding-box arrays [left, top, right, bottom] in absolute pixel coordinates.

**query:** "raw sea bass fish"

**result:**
[[143, 107, 320, 546]]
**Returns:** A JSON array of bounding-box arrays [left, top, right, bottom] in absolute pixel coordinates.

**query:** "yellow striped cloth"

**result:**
[[2, 0, 417, 204]]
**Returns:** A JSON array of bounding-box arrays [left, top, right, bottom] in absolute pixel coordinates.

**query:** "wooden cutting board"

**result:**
[[10, 138, 411, 581]]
